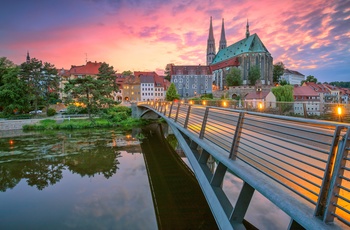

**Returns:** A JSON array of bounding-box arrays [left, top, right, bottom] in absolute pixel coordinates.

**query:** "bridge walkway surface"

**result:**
[[136, 101, 350, 230]]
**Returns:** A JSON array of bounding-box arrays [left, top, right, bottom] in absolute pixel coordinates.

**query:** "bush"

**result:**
[[47, 108, 56, 117]]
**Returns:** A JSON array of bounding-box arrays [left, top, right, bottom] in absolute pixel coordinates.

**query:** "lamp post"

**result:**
[[337, 105, 342, 122]]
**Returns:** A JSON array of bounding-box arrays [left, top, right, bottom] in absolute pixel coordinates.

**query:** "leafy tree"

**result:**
[[225, 67, 242, 86], [0, 67, 30, 115], [166, 83, 180, 101], [0, 57, 15, 87], [280, 79, 289, 86], [20, 58, 59, 113], [64, 62, 118, 119], [329, 81, 350, 88], [64, 75, 98, 119], [121, 70, 132, 76], [273, 62, 285, 83], [97, 62, 118, 107], [301, 75, 317, 85], [248, 65, 260, 86], [271, 85, 294, 102]]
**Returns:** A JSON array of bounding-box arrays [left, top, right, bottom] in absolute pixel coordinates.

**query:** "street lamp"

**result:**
[[337, 105, 342, 122], [258, 102, 263, 111]]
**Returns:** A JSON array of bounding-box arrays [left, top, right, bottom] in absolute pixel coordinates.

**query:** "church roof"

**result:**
[[69, 61, 102, 75], [211, 33, 270, 65]]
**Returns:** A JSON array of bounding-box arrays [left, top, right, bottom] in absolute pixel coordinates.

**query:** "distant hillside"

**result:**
[[327, 81, 350, 88]]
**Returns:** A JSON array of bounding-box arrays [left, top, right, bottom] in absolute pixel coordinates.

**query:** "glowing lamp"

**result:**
[[337, 106, 342, 115]]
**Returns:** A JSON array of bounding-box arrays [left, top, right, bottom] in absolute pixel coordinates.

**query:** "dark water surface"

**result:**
[[0, 126, 218, 229]]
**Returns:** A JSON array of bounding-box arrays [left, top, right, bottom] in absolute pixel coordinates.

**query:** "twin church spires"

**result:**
[[206, 17, 250, 65]]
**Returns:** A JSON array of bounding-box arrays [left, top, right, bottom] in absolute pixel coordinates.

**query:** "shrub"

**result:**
[[47, 108, 56, 117]]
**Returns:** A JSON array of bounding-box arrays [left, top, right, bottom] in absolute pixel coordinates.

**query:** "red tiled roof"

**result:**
[[69, 61, 102, 75], [210, 57, 239, 72], [245, 91, 270, 100], [293, 86, 319, 96], [134, 71, 159, 77]]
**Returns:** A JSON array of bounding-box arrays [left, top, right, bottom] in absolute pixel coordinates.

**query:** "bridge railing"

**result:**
[[139, 101, 350, 227]]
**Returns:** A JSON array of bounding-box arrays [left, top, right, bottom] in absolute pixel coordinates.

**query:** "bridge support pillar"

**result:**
[[230, 182, 255, 225]]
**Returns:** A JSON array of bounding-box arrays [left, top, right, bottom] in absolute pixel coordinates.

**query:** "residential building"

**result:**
[[169, 64, 212, 98], [122, 75, 141, 102], [244, 89, 276, 109], [140, 75, 155, 101], [293, 85, 321, 116], [209, 19, 273, 89], [281, 69, 305, 85]]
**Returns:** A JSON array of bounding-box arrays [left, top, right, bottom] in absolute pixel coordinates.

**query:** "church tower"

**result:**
[[206, 17, 216, 66], [219, 18, 227, 51], [26, 51, 30, 63], [246, 19, 250, 38]]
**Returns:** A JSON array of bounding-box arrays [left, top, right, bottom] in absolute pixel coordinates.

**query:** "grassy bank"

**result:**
[[23, 117, 149, 130]]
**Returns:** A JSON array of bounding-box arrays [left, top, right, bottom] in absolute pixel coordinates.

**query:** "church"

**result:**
[[207, 17, 273, 90]]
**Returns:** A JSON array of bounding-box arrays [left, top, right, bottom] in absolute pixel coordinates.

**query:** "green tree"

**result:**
[[301, 75, 317, 85], [166, 83, 180, 101], [64, 75, 98, 119], [97, 62, 118, 108], [271, 85, 294, 102], [20, 58, 59, 113], [279, 79, 288, 86], [0, 67, 30, 115], [64, 63, 118, 119], [121, 70, 132, 76], [0, 57, 15, 87], [273, 62, 285, 83], [225, 67, 242, 86], [248, 65, 260, 86]]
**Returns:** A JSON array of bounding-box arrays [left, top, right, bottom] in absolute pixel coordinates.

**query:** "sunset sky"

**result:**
[[1, 0, 349, 83]]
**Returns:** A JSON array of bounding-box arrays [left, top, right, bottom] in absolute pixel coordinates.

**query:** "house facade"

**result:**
[[169, 64, 213, 98], [281, 69, 305, 85], [293, 85, 321, 116]]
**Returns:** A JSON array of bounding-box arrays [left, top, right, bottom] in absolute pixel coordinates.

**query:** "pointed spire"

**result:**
[[219, 18, 227, 51], [26, 51, 30, 63], [208, 16, 215, 40], [246, 19, 250, 38], [207, 16, 216, 65]]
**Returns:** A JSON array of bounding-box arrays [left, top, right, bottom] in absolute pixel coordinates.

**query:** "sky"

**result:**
[[0, 0, 349, 83]]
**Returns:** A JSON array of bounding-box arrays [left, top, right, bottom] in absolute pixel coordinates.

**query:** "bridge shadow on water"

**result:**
[[141, 123, 218, 229]]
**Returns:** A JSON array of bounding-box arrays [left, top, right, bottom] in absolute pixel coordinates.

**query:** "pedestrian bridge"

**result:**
[[135, 101, 350, 230]]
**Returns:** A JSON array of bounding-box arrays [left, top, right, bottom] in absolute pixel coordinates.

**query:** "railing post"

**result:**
[[323, 128, 350, 223], [315, 125, 345, 217], [229, 112, 246, 160], [168, 101, 174, 118], [175, 103, 181, 122], [199, 107, 210, 139], [163, 103, 167, 115], [184, 105, 192, 129]]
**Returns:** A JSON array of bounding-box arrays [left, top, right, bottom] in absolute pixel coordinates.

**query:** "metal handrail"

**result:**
[[139, 101, 350, 227]]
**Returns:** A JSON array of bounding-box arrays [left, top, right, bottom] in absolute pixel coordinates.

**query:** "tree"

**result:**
[[301, 75, 317, 85], [97, 62, 118, 107], [0, 57, 15, 87], [225, 67, 242, 86], [64, 75, 98, 119], [20, 58, 59, 113], [165, 83, 180, 101], [271, 85, 294, 102], [248, 65, 260, 86], [121, 70, 132, 76], [279, 79, 288, 86], [273, 62, 285, 83], [0, 67, 30, 115], [64, 63, 118, 119]]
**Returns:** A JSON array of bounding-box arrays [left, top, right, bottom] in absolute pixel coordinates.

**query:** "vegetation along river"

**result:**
[[0, 123, 291, 229]]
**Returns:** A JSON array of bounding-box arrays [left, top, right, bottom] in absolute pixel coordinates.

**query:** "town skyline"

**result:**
[[1, 0, 349, 83]]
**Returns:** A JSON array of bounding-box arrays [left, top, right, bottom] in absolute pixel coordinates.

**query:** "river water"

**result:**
[[0, 124, 290, 229]]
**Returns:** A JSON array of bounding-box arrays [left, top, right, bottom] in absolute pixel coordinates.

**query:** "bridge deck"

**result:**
[[137, 101, 350, 230]]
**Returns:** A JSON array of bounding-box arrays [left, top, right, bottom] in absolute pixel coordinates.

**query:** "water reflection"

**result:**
[[0, 130, 134, 191]]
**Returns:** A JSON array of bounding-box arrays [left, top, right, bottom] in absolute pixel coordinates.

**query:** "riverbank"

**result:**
[[0, 118, 41, 131]]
